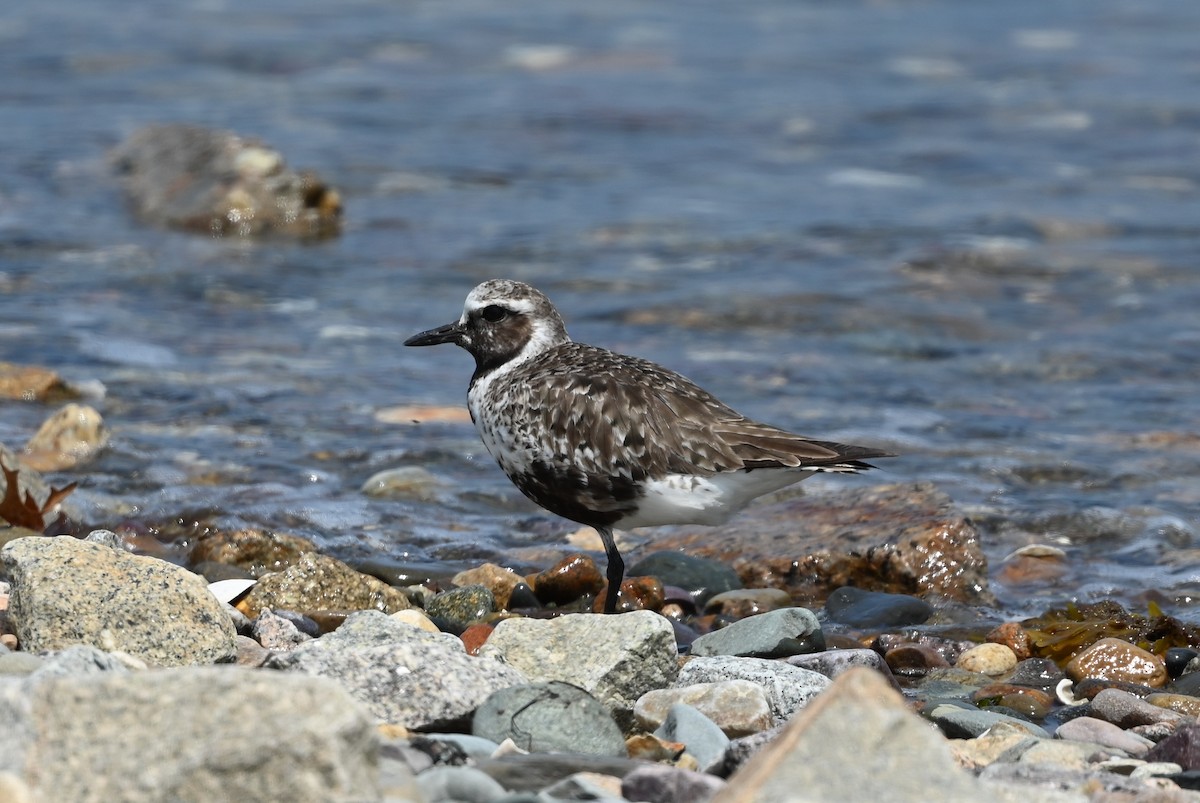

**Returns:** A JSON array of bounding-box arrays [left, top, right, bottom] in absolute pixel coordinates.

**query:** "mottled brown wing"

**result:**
[[520, 343, 888, 480]]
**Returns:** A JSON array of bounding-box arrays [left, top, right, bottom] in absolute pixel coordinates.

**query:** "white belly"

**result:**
[[617, 467, 815, 528]]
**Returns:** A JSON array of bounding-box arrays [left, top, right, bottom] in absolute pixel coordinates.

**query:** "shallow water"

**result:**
[[2, 0, 1198, 617]]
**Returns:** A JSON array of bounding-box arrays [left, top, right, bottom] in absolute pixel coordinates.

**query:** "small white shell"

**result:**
[[1056, 677, 1087, 707], [207, 578, 256, 605]]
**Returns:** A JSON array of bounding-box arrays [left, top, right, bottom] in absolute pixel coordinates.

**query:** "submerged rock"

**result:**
[[111, 123, 341, 239], [21, 403, 108, 472], [651, 482, 992, 606]]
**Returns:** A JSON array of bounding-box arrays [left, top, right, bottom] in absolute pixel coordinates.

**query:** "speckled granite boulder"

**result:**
[[1, 537, 236, 666]]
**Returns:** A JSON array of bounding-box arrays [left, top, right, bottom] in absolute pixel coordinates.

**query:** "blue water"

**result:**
[[2, 0, 1199, 615]]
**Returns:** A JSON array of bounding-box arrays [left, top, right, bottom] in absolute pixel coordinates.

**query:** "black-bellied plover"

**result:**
[[406, 279, 893, 613]]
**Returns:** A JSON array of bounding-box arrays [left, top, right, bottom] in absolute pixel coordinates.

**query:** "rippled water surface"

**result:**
[[3, 0, 1199, 616]]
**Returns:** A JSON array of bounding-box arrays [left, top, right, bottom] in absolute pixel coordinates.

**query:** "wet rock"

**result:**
[[654, 703, 730, 773], [531, 554, 604, 605], [885, 643, 950, 677], [189, 528, 318, 578], [923, 700, 1048, 739], [237, 552, 412, 618], [473, 680, 626, 757], [266, 610, 525, 729], [251, 609, 312, 651], [478, 611, 677, 723], [1167, 648, 1199, 679], [875, 633, 974, 666], [914, 667, 998, 703], [704, 588, 793, 619], [653, 483, 991, 605], [623, 764, 726, 803], [1147, 724, 1200, 770], [426, 584, 495, 629], [13, 667, 377, 800], [715, 668, 1038, 803], [111, 123, 341, 239], [788, 647, 900, 689], [971, 683, 1054, 720], [1074, 677, 1157, 700], [1056, 716, 1153, 757], [1170, 669, 1200, 697], [596, 574, 665, 613], [0, 362, 76, 403], [957, 643, 1018, 676], [452, 563, 524, 610], [1021, 600, 1200, 665], [459, 623, 493, 656], [690, 607, 823, 659], [824, 586, 933, 628], [1146, 692, 1200, 718], [2, 536, 236, 666], [1065, 637, 1168, 688], [634, 680, 773, 737], [627, 551, 741, 607], [506, 582, 540, 610], [21, 404, 108, 472], [986, 621, 1034, 661], [360, 466, 442, 501], [1089, 688, 1188, 730], [1007, 658, 1065, 692], [676, 656, 830, 724]]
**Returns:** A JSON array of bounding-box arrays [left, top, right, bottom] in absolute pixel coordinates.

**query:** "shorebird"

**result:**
[[405, 280, 893, 613]]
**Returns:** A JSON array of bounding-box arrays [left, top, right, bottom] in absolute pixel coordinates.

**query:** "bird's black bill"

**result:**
[[404, 322, 462, 347]]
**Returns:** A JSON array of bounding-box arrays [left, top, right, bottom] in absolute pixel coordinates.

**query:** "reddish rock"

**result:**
[[453, 563, 523, 610], [971, 684, 1054, 720], [594, 576, 665, 613], [985, 622, 1033, 661], [648, 483, 991, 606], [532, 554, 605, 605], [884, 644, 949, 677], [460, 623, 494, 656], [1065, 637, 1168, 688]]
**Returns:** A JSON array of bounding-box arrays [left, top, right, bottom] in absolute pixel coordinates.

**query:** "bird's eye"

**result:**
[[480, 305, 509, 323]]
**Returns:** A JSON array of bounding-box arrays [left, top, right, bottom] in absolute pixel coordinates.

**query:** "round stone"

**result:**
[[956, 643, 1017, 676]]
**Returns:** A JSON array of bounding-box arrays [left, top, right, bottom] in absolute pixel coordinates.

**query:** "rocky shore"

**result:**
[[2, 366, 1199, 801], [4, 489, 1200, 802]]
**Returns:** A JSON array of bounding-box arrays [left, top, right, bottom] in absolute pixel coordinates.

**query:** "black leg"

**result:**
[[597, 526, 623, 614]]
